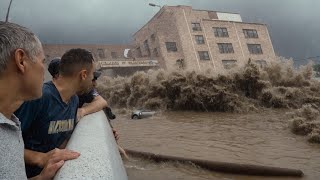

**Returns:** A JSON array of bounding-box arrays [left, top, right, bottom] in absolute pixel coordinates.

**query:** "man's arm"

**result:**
[[28, 159, 64, 180], [77, 95, 107, 119], [24, 149, 45, 167], [24, 148, 80, 168]]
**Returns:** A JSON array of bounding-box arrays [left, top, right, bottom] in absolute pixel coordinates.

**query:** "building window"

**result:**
[[165, 42, 177, 52], [218, 43, 234, 53], [195, 35, 205, 44], [136, 47, 142, 57], [151, 34, 156, 42], [192, 23, 202, 31], [213, 27, 229, 37], [144, 40, 150, 50], [198, 51, 210, 60], [243, 29, 258, 38], [247, 44, 263, 54], [255, 60, 267, 68], [111, 52, 118, 59], [144, 40, 151, 56], [153, 48, 159, 57], [97, 49, 105, 59], [222, 60, 237, 69]]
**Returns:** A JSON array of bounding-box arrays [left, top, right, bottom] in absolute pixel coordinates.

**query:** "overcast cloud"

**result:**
[[0, 0, 319, 65]]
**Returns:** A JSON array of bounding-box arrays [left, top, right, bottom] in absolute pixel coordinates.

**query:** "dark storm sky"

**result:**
[[1, 0, 319, 65]]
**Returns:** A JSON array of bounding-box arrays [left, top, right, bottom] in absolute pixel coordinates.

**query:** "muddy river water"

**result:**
[[112, 109, 320, 180]]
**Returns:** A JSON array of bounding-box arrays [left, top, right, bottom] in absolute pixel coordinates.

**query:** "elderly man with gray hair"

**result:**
[[0, 21, 79, 180]]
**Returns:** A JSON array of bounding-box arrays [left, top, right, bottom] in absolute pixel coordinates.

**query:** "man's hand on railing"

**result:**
[[103, 107, 118, 140], [102, 107, 128, 160], [27, 148, 80, 180], [36, 157, 65, 180], [103, 107, 116, 120], [37, 148, 80, 168], [30, 157, 65, 180]]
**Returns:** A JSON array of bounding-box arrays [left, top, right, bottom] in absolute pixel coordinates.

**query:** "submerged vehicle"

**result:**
[[131, 109, 156, 119]]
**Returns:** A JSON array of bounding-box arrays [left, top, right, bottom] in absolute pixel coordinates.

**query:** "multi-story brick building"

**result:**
[[133, 5, 276, 71], [43, 5, 276, 74]]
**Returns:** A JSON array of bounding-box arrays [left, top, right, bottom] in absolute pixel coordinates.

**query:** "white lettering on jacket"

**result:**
[[48, 119, 74, 134]]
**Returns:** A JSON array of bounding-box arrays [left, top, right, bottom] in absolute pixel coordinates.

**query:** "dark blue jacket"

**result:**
[[15, 81, 79, 178]]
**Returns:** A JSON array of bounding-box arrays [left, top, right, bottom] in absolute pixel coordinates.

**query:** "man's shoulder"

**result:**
[[42, 81, 56, 95], [70, 95, 79, 105], [42, 81, 61, 100], [71, 94, 79, 101], [24, 81, 57, 107]]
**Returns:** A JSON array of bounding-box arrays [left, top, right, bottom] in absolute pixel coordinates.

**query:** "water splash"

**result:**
[[97, 57, 320, 113], [288, 104, 320, 143]]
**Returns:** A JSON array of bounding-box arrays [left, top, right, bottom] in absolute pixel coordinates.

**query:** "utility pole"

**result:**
[[5, 0, 13, 22]]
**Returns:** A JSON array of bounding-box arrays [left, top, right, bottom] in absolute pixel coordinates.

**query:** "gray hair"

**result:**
[[0, 21, 43, 74]]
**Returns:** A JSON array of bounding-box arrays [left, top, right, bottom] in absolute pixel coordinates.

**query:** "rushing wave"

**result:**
[[96, 57, 320, 143], [97, 57, 320, 112]]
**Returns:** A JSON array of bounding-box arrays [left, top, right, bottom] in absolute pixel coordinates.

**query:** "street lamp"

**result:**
[[5, 0, 13, 22], [149, 3, 161, 9]]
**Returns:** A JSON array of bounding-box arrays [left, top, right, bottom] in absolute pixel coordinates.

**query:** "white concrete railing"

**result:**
[[54, 110, 128, 180]]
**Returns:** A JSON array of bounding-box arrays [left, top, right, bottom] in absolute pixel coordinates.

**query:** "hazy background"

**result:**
[[1, 0, 319, 66]]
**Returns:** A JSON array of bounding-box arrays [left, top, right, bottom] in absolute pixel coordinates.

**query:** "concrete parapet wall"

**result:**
[[54, 111, 128, 180]]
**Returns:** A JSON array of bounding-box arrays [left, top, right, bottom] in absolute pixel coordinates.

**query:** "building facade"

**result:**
[[43, 44, 133, 62], [43, 5, 276, 74], [42, 44, 159, 76], [133, 5, 276, 71]]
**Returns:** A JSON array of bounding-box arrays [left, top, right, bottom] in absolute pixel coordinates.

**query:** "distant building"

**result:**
[[43, 44, 133, 62], [42, 44, 158, 76], [133, 5, 276, 71], [43, 5, 276, 74]]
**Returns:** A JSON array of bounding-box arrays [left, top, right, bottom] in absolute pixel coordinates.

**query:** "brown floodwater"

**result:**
[[112, 109, 320, 180]]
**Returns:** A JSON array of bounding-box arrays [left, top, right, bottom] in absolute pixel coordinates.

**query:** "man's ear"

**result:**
[[80, 69, 88, 80], [14, 49, 28, 74]]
